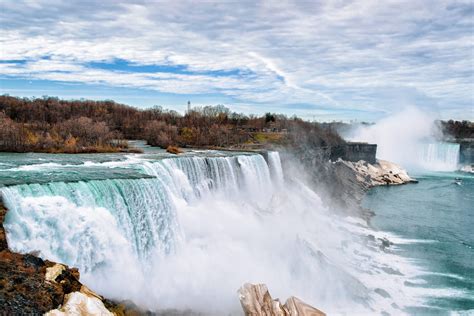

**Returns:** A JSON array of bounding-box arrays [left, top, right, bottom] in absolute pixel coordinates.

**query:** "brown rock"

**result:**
[[284, 297, 325, 316], [166, 145, 182, 154], [0, 203, 9, 251]]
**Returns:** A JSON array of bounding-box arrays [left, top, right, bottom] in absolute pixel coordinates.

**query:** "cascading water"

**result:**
[[419, 142, 460, 171], [0, 151, 444, 314]]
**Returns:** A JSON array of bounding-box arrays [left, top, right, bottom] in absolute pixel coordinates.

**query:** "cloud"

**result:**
[[0, 0, 472, 119]]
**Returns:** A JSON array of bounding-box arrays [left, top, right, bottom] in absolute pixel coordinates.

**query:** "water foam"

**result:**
[[420, 142, 460, 171]]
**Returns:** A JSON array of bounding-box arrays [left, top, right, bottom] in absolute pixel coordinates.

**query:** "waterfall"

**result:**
[[420, 142, 460, 171], [0, 151, 427, 314], [1, 154, 274, 265], [1, 178, 177, 264]]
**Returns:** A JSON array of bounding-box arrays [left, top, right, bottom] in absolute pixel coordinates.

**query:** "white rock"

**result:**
[[45, 291, 113, 316], [238, 283, 325, 316], [45, 264, 66, 283]]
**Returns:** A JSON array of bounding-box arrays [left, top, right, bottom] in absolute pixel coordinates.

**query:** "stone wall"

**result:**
[[331, 142, 377, 164]]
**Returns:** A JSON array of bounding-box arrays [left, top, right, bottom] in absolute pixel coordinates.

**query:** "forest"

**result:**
[[439, 120, 474, 140], [0, 95, 344, 153]]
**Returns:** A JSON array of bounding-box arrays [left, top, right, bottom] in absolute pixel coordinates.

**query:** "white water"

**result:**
[[420, 142, 460, 172], [1, 152, 435, 314]]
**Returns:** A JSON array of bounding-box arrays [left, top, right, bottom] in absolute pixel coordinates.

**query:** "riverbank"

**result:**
[[2, 147, 144, 154]]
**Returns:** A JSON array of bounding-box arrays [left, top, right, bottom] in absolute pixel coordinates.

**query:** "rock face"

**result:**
[[280, 147, 416, 220], [238, 283, 326, 316], [331, 142, 378, 164]]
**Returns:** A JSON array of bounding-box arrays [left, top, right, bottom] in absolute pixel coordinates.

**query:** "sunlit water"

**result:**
[[364, 171, 474, 314], [0, 145, 469, 314]]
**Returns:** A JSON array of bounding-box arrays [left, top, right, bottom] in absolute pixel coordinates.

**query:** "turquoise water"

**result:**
[[364, 172, 474, 314]]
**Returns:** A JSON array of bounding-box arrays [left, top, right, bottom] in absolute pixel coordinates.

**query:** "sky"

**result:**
[[0, 0, 473, 122]]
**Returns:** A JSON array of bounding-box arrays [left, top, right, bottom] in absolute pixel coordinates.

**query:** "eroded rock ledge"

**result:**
[[338, 159, 417, 187], [239, 283, 326, 316]]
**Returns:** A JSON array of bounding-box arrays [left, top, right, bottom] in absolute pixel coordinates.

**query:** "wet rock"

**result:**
[[381, 267, 403, 276], [374, 288, 391, 298], [166, 145, 182, 154], [0, 203, 8, 251], [238, 283, 326, 316], [378, 237, 394, 250]]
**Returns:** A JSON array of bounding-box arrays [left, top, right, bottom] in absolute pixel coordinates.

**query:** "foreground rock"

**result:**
[[238, 283, 326, 316], [0, 202, 147, 315], [46, 288, 113, 316]]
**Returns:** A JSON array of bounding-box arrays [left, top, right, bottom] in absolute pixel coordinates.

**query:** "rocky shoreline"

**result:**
[[0, 202, 149, 315], [321, 158, 416, 221]]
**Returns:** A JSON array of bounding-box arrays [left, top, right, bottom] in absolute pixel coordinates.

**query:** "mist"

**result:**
[[345, 107, 459, 171]]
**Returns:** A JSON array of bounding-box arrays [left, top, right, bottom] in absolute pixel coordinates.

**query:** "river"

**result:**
[[364, 171, 474, 314]]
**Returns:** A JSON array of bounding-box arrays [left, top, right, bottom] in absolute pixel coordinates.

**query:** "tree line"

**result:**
[[439, 120, 474, 140], [0, 95, 344, 153]]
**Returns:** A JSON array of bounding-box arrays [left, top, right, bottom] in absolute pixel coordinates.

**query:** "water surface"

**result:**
[[364, 171, 474, 314]]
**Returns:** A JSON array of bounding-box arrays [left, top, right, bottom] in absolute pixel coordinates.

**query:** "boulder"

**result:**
[[238, 283, 325, 316], [166, 145, 182, 154], [339, 159, 415, 187], [45, 291, 113, 316]]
